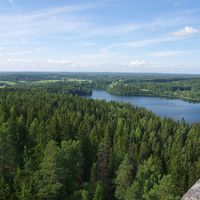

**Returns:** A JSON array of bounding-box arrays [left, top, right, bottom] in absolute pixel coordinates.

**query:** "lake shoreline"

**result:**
[[89, 90, 200, 123], [105, 89, 200, 104]]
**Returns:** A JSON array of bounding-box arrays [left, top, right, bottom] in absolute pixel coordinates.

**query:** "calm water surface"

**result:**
[[90, 90, 200, 123]]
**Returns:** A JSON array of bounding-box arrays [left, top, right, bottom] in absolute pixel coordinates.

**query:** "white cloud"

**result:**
[[0, 4, 94, 44], [150, 50, 186, 57], [172, 26, 199, 37], [128, 60, 147, 66], [0, 57, 200, 74], [0, 47, 50, 57], [103, 35, 179, 51], [0, 4, 193, 46], [82, 42, 95, 47], [103, 26, 199, 51], [25, 4, 95, 20], [125, 37, 176, 47], [0, 2, 199, 73], [84, 23, 142, 37], [47, 59, 71, 65]]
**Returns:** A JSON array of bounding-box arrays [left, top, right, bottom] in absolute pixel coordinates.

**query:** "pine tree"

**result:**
[[125, 156, 162, 200], [115, 155, 133, 200], [0, 176, 11, 200], [57, 140, 83, 198], [93, 181, 105, 200], [34, 141, 63, 200], [143, 175, 179, 200]]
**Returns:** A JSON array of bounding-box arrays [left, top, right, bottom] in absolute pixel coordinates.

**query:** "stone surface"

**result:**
[[182, 180, 200, 200]]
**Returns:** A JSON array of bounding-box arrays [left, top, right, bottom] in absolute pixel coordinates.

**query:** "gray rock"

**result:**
[[182, 180, 200, 200]]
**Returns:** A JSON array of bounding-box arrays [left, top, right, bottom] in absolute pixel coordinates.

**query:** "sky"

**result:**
[[0, 0, 200, 73]]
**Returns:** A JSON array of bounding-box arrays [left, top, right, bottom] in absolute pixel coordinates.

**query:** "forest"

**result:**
[[1, 72, 200, 102], [0, 72, 200, 199], [106, 77, 200, 102]]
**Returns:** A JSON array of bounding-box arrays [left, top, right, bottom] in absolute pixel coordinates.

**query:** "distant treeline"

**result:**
[[106, 78, 200, 102]]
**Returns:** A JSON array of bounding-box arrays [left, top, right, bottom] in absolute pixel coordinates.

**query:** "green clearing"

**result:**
[[0, 81, 16, 85], [33, 79, 62, 84]]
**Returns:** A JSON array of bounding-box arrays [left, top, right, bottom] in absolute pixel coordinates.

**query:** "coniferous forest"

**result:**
[[1, 0, 200, 198], [0, 73, 200, 199]]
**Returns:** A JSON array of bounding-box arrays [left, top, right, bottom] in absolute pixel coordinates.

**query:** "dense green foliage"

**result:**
[[0, 80, 200, 199], [7, 81, 92, 96], [1, 72, 200, 102], [106, 78, 200, 101]]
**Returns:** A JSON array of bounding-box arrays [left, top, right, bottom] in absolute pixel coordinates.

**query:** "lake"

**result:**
[[89, 90, 200, 123]]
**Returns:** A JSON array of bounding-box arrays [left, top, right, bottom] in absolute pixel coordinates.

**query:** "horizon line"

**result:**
[[0, 71, 200, 75]]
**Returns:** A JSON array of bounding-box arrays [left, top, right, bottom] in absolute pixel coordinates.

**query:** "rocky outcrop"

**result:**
[[182, 180, 200, 200]]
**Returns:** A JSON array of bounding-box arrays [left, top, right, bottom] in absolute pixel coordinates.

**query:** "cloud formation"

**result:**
[[0, 1, 200, 73], [128, 60, 148, 66], [150, 51, 186, 57], [172, 26, 199, 37]]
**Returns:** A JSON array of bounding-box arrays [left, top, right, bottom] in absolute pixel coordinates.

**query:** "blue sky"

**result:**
[[0, 0, 200, 73]]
